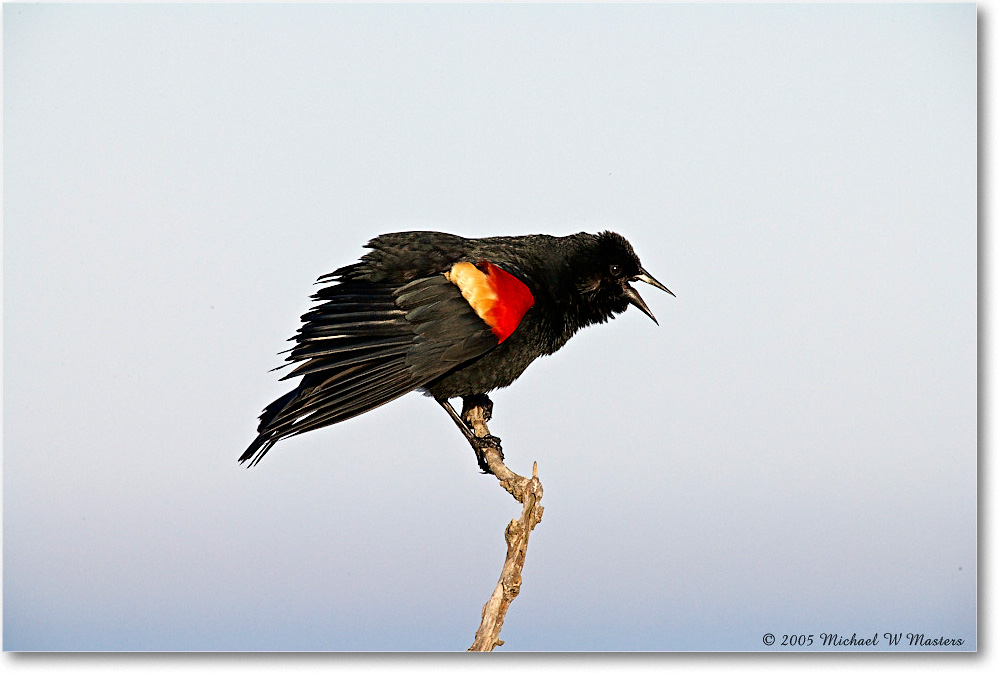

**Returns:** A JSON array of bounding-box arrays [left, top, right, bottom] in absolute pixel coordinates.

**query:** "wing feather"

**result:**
[[240, 272, 500, 466]]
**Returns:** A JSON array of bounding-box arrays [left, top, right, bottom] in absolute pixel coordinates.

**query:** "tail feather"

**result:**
[[239, 433, 278, 468], [239, 389, 298, 466]]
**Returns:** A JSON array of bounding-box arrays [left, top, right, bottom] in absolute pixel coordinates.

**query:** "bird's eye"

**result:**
[[609, 264, 622, 277]]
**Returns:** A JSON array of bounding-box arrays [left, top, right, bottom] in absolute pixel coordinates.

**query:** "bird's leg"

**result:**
[[437, 395, 503, 474]]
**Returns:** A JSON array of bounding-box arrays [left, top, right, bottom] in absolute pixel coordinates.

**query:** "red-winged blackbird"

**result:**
[[241, 231, 672, 471]]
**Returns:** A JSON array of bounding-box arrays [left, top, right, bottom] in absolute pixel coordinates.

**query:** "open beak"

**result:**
[[624, 268, 674, 325]]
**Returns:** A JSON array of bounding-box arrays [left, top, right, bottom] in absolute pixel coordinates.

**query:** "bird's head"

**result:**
[[575, 231, 674, 325]]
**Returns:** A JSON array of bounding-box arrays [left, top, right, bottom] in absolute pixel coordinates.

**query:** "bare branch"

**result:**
[[463, 400, 544, 652]]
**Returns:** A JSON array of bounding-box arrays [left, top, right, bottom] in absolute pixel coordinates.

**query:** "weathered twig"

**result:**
[[462, 399, 544, 652]]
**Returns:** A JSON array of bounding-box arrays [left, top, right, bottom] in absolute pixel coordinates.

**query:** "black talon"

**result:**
[[462, 394, 493, 423], [437, 397, 503, 474], [471, 434, 503, 474]]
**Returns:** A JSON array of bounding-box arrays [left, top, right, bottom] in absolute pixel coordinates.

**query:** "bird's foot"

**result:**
[[471, 434, 503, 474], [461, 393, 493, 424]]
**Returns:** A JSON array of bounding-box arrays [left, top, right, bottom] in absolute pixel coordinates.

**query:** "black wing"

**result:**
[[240, 272, 498, 466]]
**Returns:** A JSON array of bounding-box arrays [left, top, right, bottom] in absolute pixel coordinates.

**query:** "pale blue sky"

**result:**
[[3, 3, 977, 651]]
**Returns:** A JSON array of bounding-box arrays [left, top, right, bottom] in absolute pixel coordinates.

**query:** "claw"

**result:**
[[437, 395, 502, 475], [471, 434, 503, 474], [462, 394, 493, 423]]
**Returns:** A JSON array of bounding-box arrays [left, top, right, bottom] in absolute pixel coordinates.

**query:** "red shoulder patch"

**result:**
[[445, 261, 534, 342]]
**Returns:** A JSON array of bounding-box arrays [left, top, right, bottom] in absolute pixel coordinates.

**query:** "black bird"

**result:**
[[241, 231, 673, 471]]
